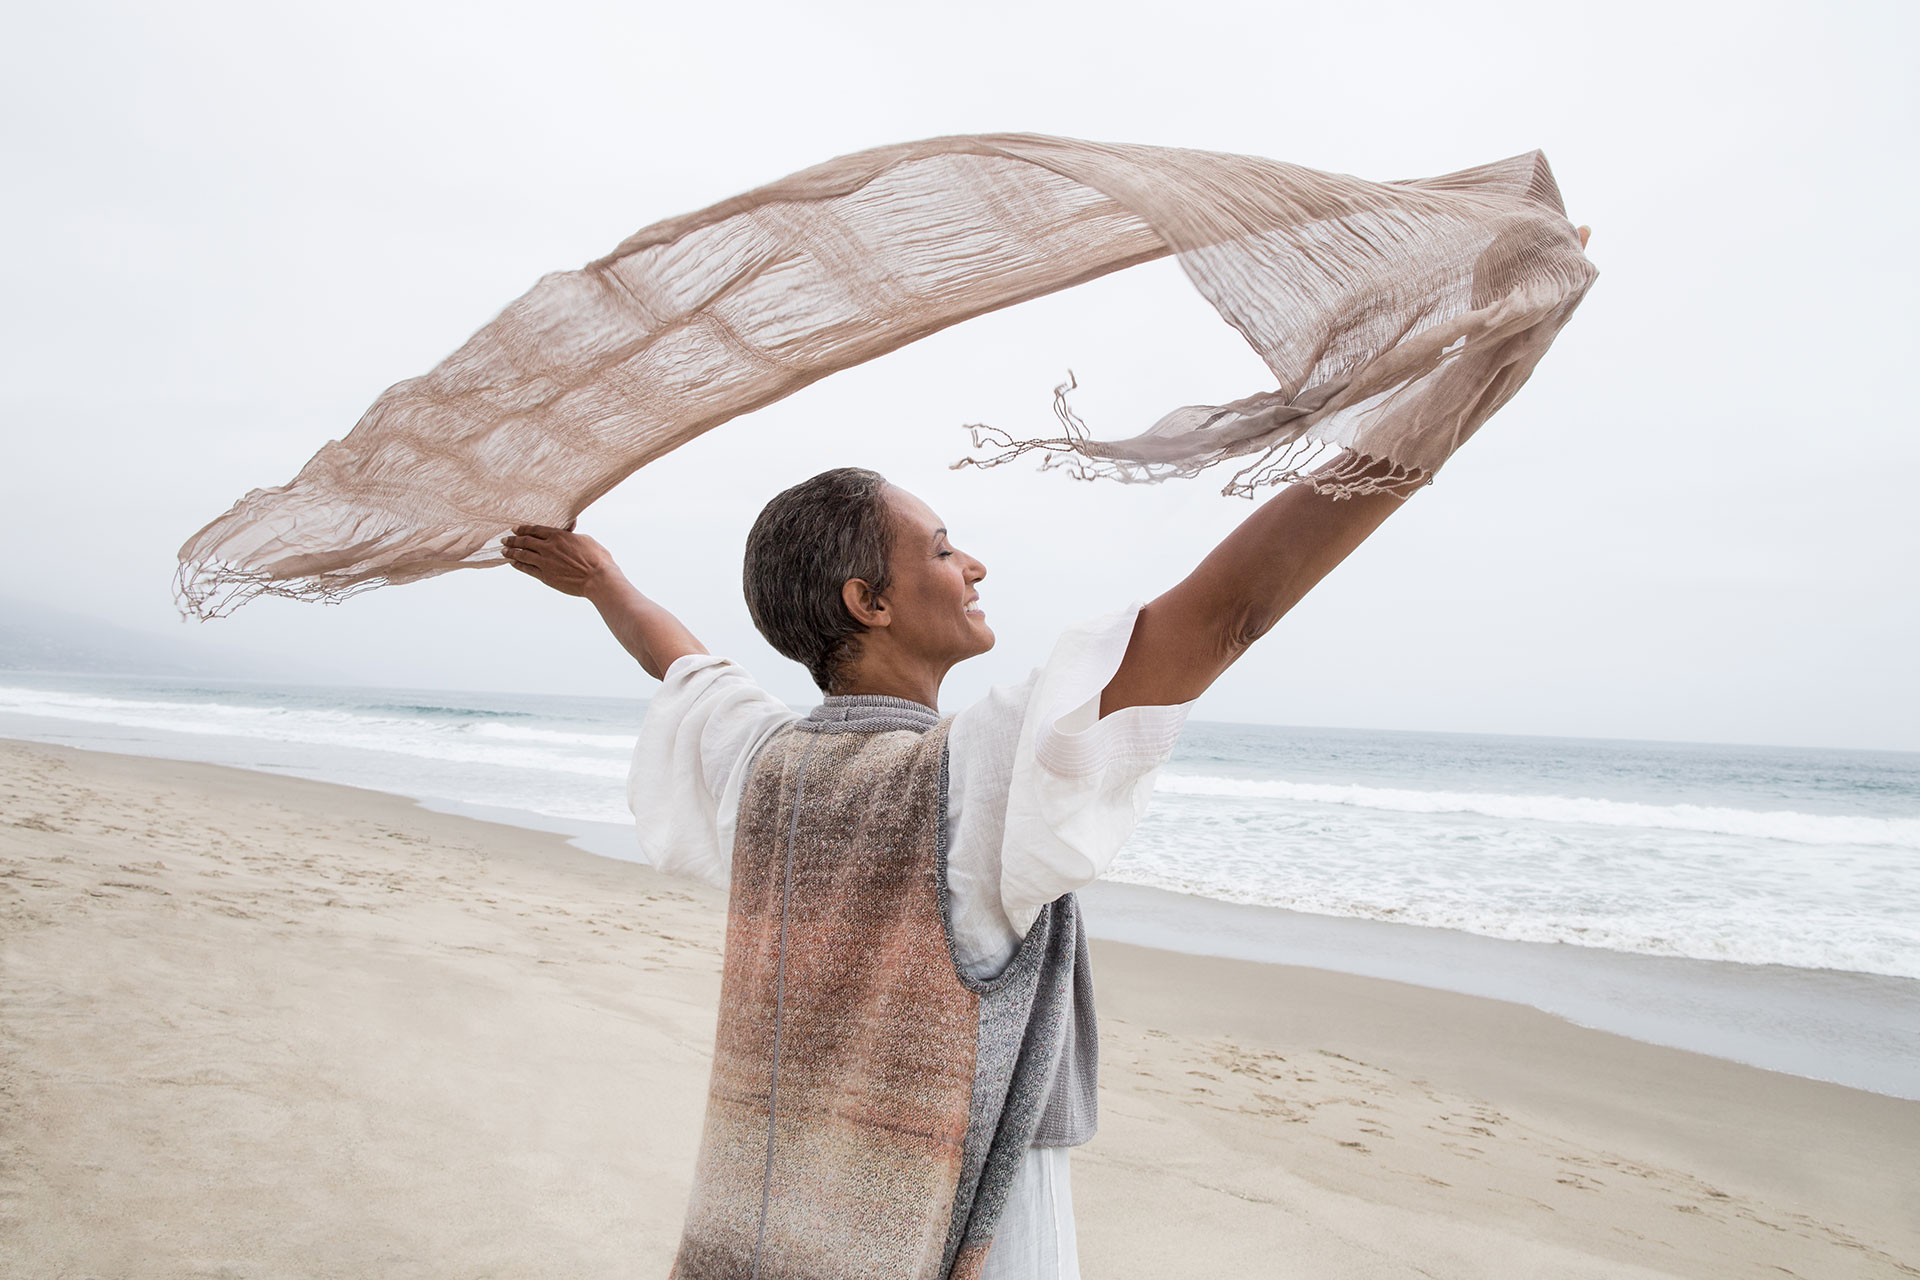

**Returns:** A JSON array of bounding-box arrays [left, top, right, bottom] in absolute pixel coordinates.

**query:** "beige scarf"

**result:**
[[175, 133, 1597, 619]]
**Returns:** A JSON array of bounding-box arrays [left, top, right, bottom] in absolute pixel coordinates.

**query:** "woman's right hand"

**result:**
[[501, 524, 623, 599], [503, 524, 707, 678]]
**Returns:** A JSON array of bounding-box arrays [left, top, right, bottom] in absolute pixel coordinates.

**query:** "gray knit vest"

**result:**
[[668, 692, 1097, 1280], [809, 694, 1099, 1150]]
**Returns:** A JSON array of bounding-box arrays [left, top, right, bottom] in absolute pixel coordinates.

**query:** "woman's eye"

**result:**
[[937, 549, 954, 558]]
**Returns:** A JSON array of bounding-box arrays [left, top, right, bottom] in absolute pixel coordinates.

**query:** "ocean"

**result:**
[[4, 671, 1915, 1097]]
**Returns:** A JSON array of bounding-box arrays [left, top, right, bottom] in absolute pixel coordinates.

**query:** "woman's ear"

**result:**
[[841, 578, 890, 628]]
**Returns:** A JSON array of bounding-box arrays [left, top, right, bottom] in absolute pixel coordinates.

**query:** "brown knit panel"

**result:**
[[671, 730, 805, 1280], [947, 1242, 990, 1280], [673, 721, 979, 1280]]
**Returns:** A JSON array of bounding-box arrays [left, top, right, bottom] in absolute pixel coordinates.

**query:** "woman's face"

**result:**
[[877, 485, 994, 665]]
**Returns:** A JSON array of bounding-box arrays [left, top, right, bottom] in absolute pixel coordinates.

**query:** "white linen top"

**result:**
[[627, 602, 1192, 1279]]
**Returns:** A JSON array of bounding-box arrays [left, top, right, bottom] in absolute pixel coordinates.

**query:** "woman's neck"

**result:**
[[833, 651, 945, 711]]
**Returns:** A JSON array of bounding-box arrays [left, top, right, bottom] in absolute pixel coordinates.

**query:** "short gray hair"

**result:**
[[743, 467, 894, 693]]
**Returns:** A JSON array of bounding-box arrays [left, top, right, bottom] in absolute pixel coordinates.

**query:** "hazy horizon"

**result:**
[[4, 0, 1914, 753], [6, 598, 1915, 759]]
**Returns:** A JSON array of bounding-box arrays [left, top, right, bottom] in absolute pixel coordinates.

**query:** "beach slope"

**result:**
[[2, 740, 1914, 1278]]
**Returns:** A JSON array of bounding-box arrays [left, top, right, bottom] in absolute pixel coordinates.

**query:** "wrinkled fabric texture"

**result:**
[[175, 133, 1596, 618], [626, 603, 1190, 963]]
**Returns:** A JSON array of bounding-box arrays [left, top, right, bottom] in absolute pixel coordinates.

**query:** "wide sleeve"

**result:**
[[627, 653, 796, 889], [956, 604, 1194, 938]]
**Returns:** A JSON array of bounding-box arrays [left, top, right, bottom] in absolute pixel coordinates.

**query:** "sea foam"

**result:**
[[1154, 773, 1920, 849]]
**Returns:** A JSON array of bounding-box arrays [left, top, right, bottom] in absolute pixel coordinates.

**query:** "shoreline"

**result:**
[[4, 718, 1916, 1101], [1079, 880, 1920, 1100], [442, 798, 1920, 1101], [4, 738, 1916, 1277]]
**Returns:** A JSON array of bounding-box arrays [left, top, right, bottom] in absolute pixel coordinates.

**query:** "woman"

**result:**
[[501, 441, 1424, 1279], [500, 212, 1591, 1277]]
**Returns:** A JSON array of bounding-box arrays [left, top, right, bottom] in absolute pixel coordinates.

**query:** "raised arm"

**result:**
[[1098, 459, 1410, 717], [1099, 228, 1590, 717], [501, 524, 707, 681]]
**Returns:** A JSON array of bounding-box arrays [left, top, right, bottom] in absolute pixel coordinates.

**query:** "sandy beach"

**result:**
[[2, 737, 1914, 1279]]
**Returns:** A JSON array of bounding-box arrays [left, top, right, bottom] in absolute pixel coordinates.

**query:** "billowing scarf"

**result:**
[[175, 133, 1596, 619]]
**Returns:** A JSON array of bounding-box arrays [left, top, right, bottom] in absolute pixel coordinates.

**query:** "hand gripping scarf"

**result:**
[[174, 133, 1597, 619]]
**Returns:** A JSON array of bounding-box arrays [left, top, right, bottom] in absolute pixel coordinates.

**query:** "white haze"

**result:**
[[1, 0, 1914, 751]]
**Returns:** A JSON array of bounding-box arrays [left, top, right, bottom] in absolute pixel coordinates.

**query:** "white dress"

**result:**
[[628, 603, 1192, 1279]]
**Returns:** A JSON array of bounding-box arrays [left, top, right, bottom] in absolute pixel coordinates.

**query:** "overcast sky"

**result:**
[[3, 0, 1914, 751]]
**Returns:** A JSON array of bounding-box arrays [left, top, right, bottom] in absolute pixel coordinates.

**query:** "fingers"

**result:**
[[503, 528, 557, 556], [502, 522, 594, 593]]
